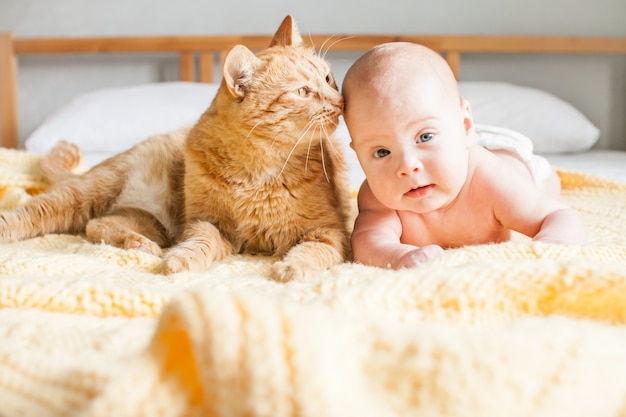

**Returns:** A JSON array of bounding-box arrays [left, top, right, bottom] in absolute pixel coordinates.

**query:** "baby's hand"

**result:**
[[395, 244, 444, 269]]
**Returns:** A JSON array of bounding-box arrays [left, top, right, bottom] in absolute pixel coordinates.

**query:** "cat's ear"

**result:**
[[270, 15, 304, 47], [223, 45, 262, 98]]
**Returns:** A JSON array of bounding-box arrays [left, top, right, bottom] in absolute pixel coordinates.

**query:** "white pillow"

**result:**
[[459, 82, 600, 154], [25, 82, 220, 161]]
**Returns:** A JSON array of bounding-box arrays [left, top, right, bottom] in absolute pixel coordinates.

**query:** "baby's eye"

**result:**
[[417, 133, 434, 143], [374, 149, 391, 158], [297, 87, 309, 97]]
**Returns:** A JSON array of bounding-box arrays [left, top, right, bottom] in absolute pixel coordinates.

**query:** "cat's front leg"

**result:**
[[273, 229, 347, 282], [163, 220, 234, 275]]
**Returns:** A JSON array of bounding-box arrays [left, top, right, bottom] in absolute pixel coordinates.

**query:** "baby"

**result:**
[[342, 42, 588, 269]]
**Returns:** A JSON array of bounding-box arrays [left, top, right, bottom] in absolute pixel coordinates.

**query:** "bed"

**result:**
[[1, 31, 626, 417]]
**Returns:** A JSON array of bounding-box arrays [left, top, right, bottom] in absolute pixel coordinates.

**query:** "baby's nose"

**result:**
[[397, 153, 421, 177]]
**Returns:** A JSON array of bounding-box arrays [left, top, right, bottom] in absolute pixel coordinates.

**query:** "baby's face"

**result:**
[[345, 74, 473, 213]]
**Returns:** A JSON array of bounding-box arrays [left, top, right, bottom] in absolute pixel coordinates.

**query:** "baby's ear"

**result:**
[[461, 99, 475, 146]]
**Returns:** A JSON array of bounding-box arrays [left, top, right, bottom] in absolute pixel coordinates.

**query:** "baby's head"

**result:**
[[342, 42, 462, 135], [342, 42, 475, 213]]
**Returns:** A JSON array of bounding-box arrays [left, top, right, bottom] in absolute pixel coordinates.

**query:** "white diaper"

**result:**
[[475, 124, 553, 185]]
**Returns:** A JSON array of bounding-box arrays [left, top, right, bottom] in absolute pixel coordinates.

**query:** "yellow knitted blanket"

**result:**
[[1, 148, 626, 417]]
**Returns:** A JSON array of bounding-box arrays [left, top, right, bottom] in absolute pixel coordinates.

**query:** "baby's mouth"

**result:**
[[404, 184, 434, 198]]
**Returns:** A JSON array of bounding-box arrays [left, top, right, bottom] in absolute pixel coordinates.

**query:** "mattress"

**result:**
[[544, 150, 626, 183]]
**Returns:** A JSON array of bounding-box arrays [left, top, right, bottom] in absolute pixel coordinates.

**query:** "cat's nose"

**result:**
[[332, 96, 344, 111]]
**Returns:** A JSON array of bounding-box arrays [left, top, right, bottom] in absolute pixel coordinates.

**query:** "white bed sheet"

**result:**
[[543, 150, 626, 183]]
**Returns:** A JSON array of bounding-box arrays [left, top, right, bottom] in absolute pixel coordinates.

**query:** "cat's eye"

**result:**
[[374, 149, 391, 158], [325, 73, 334, 85], [297, 87, 308, 97], [417, 133, 434, 143]]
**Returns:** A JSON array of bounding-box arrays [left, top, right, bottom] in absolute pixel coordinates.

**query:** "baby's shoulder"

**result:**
[[356, 180, 389, 211], [467, 148, 541, 212], [466, 148, 521, 196], [472, 145, 530, 180]]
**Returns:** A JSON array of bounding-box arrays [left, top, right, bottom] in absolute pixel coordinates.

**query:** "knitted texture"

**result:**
[[1, 149, 626, 417]]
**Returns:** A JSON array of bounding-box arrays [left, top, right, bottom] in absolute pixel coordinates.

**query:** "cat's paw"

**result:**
[[163, 225, 234, 275], [49, 140, 82, 169], [272, 241, 345, 282], [125, 236, 163, 257], [86, 228, 163, 257], [272, 260, 322, 283], [162, 245, 208, 275], [40, 140, 83, 182], [162, 251, 190, 275]]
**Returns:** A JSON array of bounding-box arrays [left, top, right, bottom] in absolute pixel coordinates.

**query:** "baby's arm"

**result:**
[[532, 207, 588, 244], [351, 183, 443, 269], [491, 167, 587, 245]]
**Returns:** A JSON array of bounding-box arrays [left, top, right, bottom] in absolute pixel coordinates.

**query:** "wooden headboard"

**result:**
[[1, 33, 625, 149]]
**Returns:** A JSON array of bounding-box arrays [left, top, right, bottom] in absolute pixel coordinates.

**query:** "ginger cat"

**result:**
[[0, 15, 351, 282]]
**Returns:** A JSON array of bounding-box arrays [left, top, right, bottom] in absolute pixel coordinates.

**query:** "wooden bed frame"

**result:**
[[1, 32, 625, 149]]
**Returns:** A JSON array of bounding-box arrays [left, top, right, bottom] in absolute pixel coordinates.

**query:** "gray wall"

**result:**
[[1, 0, 625, 149]]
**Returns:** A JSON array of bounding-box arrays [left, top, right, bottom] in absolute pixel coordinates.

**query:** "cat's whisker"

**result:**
[[319, 128, 331, 183], [302, 119, 326, 178], [304, 119, 323, 175], [244, 120, 264, 143], [304, 123, 318, 177], [319, 123, 342, 158], [320, 35, 355, 60], [305, 32, 316, 52], [317, 34, 340, 59], [278, 120, 315, 177], [269, 133, 281, 152], [304, 120, 315, 177], [310, 112, 341, 153]]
